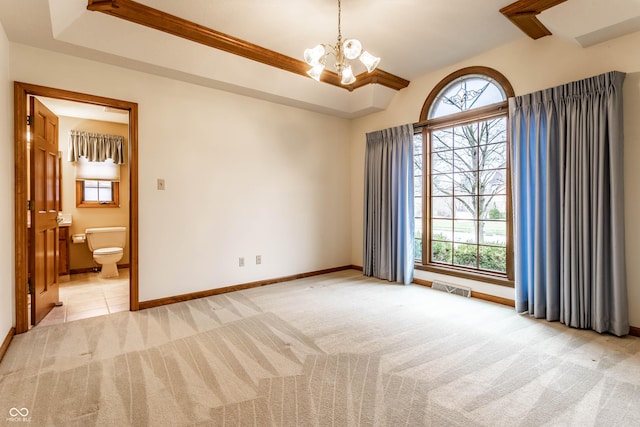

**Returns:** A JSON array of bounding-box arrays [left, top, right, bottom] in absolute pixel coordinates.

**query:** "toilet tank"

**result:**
[[85, 227, 127, 251]]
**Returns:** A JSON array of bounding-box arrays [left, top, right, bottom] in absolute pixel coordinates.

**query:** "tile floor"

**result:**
[[34, 268, 130, 328]]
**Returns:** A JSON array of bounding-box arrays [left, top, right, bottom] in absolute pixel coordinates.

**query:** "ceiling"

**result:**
[[37, 96, 129, 124], [2, 0, 640, 119]]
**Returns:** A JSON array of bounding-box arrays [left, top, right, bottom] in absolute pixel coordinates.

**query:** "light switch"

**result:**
[[157, 178, 165, 190]]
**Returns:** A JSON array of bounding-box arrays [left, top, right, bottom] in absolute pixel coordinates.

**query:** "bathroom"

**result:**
[[34, 97, 130, 327]]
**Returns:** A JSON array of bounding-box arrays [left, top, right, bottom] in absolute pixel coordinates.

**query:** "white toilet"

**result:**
[[85, 227, 126, 278]]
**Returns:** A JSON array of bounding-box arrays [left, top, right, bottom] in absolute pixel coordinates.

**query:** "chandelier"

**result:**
[[303, 0, 380, 85]]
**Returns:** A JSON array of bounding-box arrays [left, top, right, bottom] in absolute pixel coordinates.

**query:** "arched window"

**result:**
[[414, 67, 514, 285]]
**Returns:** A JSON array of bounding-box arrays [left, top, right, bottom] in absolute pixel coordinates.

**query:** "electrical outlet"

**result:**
[[256, 255, 262, 265], [157, 178, 165, 190], [239, 257, 245, 267]]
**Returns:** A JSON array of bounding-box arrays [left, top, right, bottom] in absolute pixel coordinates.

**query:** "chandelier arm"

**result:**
[[319, 44, 336, 64]]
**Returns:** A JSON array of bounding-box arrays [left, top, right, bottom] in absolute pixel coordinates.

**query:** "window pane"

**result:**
[[453, 124, 477, 149], [480, 195, 506, 220], [432, 174, 452, 196], [414, 176, 422, 197], [454, 220, 477, 244], [453, 243, 478, 268], [480, 144, 507, 170], [432, 197, 453, 218], [453, 196, 476, 219], [432, 241, 452, 264], [454, 148, 478, 171], [480, 221, 506, 246], [453, 172, 477, 195], [479, 117, 507, 145], [82, 180, 115, 203], [432, 129, 453, 151], [416, 218, 423, 261], [429, 75, 507, 119], [479, 169, 506, 196], [414, 133, 423, 154], [413, 131, 423, 263], [414, 153, 423, 175], [432, 219, 452, 241], [431, 99, 463, 120], [99, 187, 113, 202], [479, 245, 507, 272], [432, 150, 453, 174], [84, 187, 98, 201]]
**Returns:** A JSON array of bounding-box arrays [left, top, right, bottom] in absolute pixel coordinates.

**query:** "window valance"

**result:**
[[67, 130, 125, 164]]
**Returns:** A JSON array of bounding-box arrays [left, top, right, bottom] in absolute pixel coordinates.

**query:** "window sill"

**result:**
[[414, 263, 514, 288], [76, 202, 120, 208]]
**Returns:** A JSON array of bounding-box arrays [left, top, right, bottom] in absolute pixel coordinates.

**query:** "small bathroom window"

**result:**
[[74, 158, 121, 208], [76, 180, 120, 208]]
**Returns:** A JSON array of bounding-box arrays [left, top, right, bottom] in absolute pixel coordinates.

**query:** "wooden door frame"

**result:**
[[14, 82, 139, 334]]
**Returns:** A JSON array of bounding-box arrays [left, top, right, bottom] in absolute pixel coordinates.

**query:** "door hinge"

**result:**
[[26, 115, 32, 126], [27, 200, 34, 211]]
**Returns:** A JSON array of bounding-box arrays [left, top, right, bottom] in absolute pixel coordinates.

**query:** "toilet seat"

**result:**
[[94, 247, 123, 256]]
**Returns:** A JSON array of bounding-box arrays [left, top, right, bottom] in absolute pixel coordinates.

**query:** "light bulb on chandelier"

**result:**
[[303, 0, 380, 85]]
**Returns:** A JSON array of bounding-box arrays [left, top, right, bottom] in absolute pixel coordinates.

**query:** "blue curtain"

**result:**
[[510, 71, 628, 336], [363, 124, 414, 285]]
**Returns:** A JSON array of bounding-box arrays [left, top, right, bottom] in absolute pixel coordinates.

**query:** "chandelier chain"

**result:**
[[337, 0, 342, 43]]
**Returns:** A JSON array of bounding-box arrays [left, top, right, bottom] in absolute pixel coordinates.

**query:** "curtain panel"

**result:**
[[510, 71, 628, 336], [363, 124, 414, 285], [68, 130, 125, 164]]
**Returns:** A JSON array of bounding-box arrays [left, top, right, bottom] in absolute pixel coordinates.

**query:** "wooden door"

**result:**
[[29, 97, 60, 325]]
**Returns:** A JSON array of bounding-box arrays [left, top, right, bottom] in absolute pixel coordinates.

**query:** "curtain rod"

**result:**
[[412, 102, 508, 130]]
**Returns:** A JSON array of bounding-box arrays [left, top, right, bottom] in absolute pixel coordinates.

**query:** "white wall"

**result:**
[[10, 43, 352, 302], [0, 23, 13, 334], [9, 30, 638, 329], [350, 32, 640, 328]]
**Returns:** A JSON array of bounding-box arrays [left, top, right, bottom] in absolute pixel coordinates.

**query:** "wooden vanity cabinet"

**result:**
[[59, 226, 70, 275]]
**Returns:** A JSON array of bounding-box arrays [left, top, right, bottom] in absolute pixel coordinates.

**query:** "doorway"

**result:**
[[14, 82, 139, 334]]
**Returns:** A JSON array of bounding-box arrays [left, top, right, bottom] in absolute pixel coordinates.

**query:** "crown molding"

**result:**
[[500, 0, 568, 40], [349, 69, 411, 92], [86, 0, 410, 92]]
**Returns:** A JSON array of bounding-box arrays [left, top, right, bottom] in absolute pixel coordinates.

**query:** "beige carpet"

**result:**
[[1, 270, 639, 426]]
